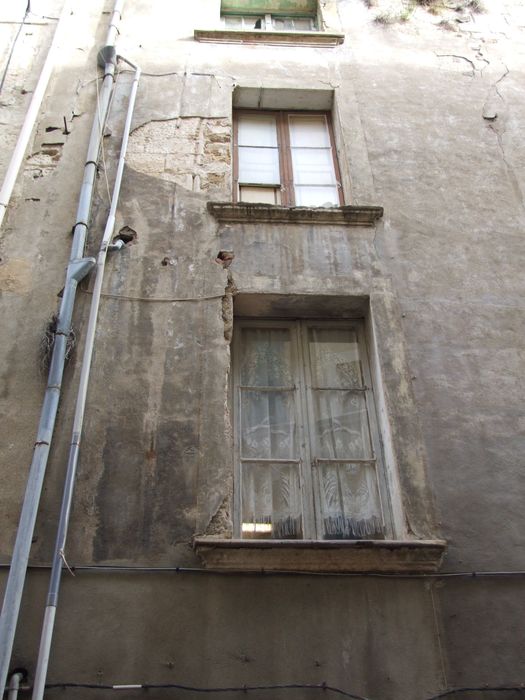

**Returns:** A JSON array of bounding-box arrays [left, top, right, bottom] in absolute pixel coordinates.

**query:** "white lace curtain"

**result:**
[[238, 324, 383, 540]]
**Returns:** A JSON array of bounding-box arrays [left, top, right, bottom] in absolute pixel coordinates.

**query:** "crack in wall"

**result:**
[[435, 53, 477, 76], [481, 65, 524, 214], [488, 122, 525, 214], [482, 64, 508, 120]]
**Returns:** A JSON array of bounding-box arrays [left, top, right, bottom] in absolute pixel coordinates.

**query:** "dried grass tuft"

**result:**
[[438, 17, 458, 30], [39, 314, 76, 374], [466, 0, 486, 12], [367, 0, 485, 20]]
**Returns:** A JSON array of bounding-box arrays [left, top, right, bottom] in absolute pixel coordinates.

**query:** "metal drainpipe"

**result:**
[[31, 59, 141, 700], [0, 1, 125, 695], [0, 0, 72, 231]]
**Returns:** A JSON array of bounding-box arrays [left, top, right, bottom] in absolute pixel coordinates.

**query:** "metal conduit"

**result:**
[[31, 59, 141, 700], [0, 1, 125, 694]]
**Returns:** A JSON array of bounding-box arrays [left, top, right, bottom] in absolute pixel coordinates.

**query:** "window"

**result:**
[[233, 320, 390, 541], [233, 111, 343, 207], [195, 0, 344, 47], [223, 14, 317, 31]]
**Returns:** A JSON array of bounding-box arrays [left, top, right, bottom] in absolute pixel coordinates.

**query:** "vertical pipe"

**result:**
[[7, 672, 24, 700], [0, 1, 125, 694], [31, 63, 141, 700], [0, 0, 72, 231]]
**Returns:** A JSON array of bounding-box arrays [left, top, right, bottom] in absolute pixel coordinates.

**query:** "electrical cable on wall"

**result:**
[[39, 681, 525, 699], [2, 562, 525, 579]]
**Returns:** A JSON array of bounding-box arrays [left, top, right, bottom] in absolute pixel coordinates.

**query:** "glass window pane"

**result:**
[[224, 15, 242, 28], [294, 18, 315, 30], [242, 463, 303, 539], [291, 147, 336, 185], [239, 146, 280, 185], [317, 462, 383, 539], [240, 327, 293, 386], [241, 390, 297, 460], [288, 116, 330, 148], [312, 391, 372, 459], [238, 115, 278, 147], [308, 327, 363, 388], [271, 17, 314, 30], [294, 185, 339, 207]]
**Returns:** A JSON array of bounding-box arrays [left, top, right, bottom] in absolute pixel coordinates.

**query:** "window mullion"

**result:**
[[294, 320, 317, 539], [326, 114, 344, 206], [279, 112, 294, 206], [232, 113, 239, 203]]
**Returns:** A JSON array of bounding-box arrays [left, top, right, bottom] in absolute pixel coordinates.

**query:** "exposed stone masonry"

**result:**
[[127, 116, 231, 193]]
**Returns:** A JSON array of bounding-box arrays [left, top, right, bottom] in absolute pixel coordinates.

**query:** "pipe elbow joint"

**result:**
[[98, 45, 117, 69], [108, 239, 126, 251]]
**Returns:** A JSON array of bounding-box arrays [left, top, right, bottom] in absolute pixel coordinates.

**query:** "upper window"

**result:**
[[223, 13, 318, 31], [233, 320, 390, 540], [233, 110, 343, 207], [195, 0, 344, 47]]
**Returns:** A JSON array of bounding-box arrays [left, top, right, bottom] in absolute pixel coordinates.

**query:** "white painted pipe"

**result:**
[[0, 0, 72, 230], [7, 671, 24, 700]]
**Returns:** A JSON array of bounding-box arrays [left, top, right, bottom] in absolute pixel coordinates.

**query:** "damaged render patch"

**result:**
[[25, 143, 64, 179], [205, 495, 232, 537], [222, 272, 237, 344], [127, 116, 231, 193]]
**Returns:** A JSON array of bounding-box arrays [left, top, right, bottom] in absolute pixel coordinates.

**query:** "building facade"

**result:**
[[1, 0, 524, 698]]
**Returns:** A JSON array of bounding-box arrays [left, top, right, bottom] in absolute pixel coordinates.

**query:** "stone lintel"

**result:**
[[194, 29, 345, 47], [193, 538, 447, 573], [207, 202, 384, 226]]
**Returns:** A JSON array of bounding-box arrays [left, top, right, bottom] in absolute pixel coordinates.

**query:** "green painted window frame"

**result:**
[[221, 0, 318, 16]]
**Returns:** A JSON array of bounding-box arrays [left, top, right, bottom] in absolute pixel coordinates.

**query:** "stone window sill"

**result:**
[[193, 538, 447, 573], [194, 29, 345, 47], [207, 202, 384, 226]]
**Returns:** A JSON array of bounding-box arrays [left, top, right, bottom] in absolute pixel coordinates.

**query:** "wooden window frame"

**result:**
[[233, 110, 344, 207], [232, 319, 394, 541]]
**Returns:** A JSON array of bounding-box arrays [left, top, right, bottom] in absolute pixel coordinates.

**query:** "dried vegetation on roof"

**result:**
[[364, 0, 486, 25]]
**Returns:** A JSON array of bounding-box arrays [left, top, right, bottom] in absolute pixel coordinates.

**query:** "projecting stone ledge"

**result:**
[[194, 29, 344, 47], [207, 202, 384, 226], [193, 538, 447, 573]]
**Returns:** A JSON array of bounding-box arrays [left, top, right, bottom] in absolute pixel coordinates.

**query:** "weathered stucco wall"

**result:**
[[1, 0, 525, 698]]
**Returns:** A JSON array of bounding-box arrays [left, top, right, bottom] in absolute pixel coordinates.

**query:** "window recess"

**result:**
[[233, 320, 390, 541], [234, 111, 343, 207], [194, 0, 344, 46]]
